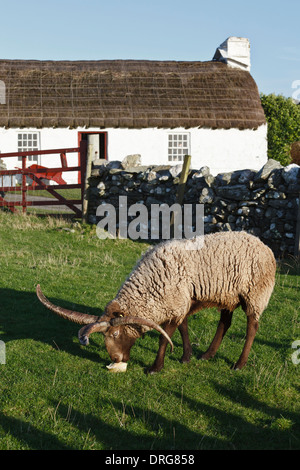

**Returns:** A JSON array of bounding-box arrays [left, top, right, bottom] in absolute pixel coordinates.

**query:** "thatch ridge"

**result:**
[[0, 59, 266, 129]]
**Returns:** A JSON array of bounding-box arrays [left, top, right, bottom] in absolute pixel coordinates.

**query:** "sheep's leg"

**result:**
[[148, 321, 178, 374], [233, 314, 259, 370], [201, 309, 233, 360], [178, 317, 193, 363]]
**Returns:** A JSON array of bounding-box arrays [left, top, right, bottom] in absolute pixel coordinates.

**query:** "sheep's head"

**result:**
[[36, 285, 173, 365]]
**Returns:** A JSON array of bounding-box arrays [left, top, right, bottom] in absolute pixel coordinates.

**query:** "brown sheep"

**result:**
[[37, 231, 276, 373]]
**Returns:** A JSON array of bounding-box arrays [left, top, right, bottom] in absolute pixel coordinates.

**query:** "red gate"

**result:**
[[0, 141, 87, 217]]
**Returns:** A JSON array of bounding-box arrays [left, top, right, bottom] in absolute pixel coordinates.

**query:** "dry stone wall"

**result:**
[[88, 157, 300, 257]]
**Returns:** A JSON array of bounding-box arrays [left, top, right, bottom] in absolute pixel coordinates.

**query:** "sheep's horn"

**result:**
[[111, 316, 174, 352], [78, 321, 110, 345], [36, 284, 101, 325], [78, 316, 174, 352]]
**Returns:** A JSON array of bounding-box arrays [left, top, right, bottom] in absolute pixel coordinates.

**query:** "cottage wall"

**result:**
[[0, 123, 267, 183]]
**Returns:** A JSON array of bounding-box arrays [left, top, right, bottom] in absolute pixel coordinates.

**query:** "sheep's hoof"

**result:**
[[180, 353, 192, 363], [232, 361, 246, 370], [146, 366, 162, 375], [200, 352, 214, 361]]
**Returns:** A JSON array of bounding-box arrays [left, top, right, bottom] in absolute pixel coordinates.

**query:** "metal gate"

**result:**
[[0, 141, 87, 217]]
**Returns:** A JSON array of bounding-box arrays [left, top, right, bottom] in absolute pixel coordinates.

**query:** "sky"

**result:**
[[0, 0, 299, 98]]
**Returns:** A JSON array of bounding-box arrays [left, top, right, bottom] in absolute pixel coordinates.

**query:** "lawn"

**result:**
[[0, 211, 299, 450]]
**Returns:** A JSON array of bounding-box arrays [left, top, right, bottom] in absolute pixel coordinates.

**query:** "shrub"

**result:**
[[260, 93, 300, 166]]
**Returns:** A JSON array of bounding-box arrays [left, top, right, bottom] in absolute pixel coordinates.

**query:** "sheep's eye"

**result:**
[[112, 330, 119, 338]]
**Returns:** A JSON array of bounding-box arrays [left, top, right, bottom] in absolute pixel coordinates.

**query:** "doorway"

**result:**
[[78, 131, 107, 160]]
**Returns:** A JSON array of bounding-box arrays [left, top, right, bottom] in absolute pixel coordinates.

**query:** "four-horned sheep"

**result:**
[[37, 231, 276, 373]]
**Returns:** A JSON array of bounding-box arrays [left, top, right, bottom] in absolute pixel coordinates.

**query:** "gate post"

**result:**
[[21, 155, 27, 213], [82, 138, 93, 223]]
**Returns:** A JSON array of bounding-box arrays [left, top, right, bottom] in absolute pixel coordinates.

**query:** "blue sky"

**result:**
[[0, 0, 299, 97]]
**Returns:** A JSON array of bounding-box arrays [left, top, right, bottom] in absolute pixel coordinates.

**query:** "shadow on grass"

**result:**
[[172, 381, 300, 450], [0, 287, 105, 365], [0, 413, 73, 450], [0, 399, 223, 450], [1, 386, 298, 450]]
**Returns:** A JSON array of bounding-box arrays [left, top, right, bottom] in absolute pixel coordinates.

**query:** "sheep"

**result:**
[[36, 231, 276, 373]]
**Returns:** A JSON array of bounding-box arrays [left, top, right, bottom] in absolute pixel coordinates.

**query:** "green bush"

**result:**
[[260, 93, 300, 166]]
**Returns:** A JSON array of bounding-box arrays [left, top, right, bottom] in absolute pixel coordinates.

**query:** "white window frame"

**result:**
[[168, 132, 190, 162], [17, 132, 40, 163]]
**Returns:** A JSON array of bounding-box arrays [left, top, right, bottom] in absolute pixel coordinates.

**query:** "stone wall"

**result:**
[[88, 157, 300, 258]]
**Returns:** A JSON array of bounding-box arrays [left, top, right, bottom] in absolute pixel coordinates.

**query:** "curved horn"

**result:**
[[36, 284, 101, 326], [78, 321, 110, 345], [111, 317, 174, 352]]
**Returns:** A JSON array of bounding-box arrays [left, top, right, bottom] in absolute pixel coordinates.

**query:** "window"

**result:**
[[18, 132, 40, 162], [168, 133, 190, 162]]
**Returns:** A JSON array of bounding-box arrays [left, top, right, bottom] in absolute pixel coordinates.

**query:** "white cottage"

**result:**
[[0, 37, 267, 183]]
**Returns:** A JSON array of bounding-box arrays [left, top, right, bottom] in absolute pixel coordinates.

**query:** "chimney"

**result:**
[[213, 37, 251, 72]]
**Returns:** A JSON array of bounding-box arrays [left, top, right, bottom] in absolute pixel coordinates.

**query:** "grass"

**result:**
[[0, 211, 299, 450], [26, 188, 82, 200]]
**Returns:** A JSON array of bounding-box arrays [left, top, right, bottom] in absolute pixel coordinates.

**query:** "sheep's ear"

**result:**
[[105, 300, 122, 318]]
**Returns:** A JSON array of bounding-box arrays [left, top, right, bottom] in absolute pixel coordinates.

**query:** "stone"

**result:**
[[216, 172, 233, 186], [107, 160, 123, 170], [254, 159, 283, 181], [282, 164, 300, 185], [216, 184, 250, 201], [145, 171, 157, 182], [237, 206, 250, 216], [199, 187, 215, 204], [121, 154, 141, 169], [237, 169, 256, 184], [125, 166, 149, 173], [198, 166, 211, 177], [169, 164, 183, 178], [92, 158, 108, 168]]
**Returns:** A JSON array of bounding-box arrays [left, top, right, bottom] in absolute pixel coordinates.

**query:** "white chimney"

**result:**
[[213, 37, 251, 72]]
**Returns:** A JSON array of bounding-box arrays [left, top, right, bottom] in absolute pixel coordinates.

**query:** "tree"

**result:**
[[260, 93, 300, 166]]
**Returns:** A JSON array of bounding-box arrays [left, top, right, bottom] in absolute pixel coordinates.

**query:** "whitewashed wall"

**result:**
[[106, 124, 268, 174], [0, 124, 267, 184]]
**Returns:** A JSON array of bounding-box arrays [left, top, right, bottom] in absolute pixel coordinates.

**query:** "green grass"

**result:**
[[26, 188, 82, 200], [0, 211, 299, 450]]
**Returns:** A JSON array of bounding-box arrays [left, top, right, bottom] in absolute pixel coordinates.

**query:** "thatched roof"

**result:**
[[0, 59, 266, 129]]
